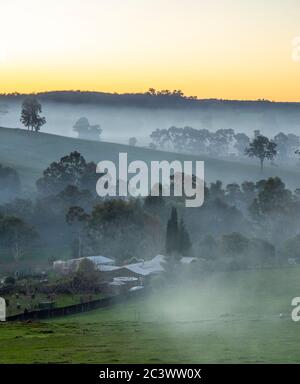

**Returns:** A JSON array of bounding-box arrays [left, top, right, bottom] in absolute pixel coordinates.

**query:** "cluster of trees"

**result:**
[[145, 88, 197, 100], [3, 89, 300, 109], [68, 258, 101, 293], [5, 89, 200, 109], [198, 233, 275, 270], [150, 127, 241, 156], [194, 176, 300, 243], [2, 150, 300, 271], [36, 151, 100, 196], [19, 98, 104, 143], [73, 117, 102, 141], [65, 199, 162, 263], [128, 137, 137, 146], [0, 152, 164, 263], [149, 127, 300, 166], [0, 214, 38, 261], [0, 164, 21, 201]]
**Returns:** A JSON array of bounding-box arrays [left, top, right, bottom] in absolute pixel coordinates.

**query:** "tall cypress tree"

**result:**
[[166, 208, 192, 256], [166, 207, 178, 254], [178, 218, 192, 254]]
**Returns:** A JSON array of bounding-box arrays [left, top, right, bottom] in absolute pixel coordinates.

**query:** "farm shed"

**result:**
[[53, 255, 115, 274]]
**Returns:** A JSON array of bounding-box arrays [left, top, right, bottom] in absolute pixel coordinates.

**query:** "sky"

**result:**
[[0, 0, 300, 101]]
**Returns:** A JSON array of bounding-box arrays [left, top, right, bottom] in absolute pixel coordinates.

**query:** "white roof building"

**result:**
[[84, 255, 115, 265], [180, 257, 198, 264], [54, 254, 166, 278], [53, 255, 115, 273], [97, 265, 122, 272], [109, 276, 139, 287], [129, 286, 144, 292], [124, 254, 165, 276]]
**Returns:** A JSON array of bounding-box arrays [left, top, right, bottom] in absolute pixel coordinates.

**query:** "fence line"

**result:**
[[6, 290, 145, 322]]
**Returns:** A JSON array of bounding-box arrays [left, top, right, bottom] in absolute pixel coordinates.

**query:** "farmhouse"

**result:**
[[53, 254, 168, 294], [53, 255, 115, 274], [54, 254, 166, 276], [124, 254, 165, 276], [109, 276, 140, 292], [53, 253, 166, 286], [180, 257, 198, 264]]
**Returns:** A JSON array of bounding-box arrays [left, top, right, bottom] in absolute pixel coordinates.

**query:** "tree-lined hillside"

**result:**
[[1, 127, 300, 195]]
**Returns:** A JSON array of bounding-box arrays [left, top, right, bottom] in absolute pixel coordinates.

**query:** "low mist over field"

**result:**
[[1, 92, 300, 145]]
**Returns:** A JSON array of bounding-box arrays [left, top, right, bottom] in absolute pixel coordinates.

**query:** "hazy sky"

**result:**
[[1, 0, 300, 100]]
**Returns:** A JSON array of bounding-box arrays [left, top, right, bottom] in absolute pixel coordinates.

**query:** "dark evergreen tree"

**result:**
[[36, 151, 100, 196], [166, 208, 192, 255], [178, 218, 192, 255], [166, 207, 178, 255]]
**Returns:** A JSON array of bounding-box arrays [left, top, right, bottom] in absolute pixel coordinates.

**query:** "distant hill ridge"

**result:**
[[1, 90, 300, 110]]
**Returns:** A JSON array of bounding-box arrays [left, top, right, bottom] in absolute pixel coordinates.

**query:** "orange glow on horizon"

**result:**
[[1, 0, 300, 102]]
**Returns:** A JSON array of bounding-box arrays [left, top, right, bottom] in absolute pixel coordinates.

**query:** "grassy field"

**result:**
[[1, 126, 300, 193], [1, 266, 300, 363]]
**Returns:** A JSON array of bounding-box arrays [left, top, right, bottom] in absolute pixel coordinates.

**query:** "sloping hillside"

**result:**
[[1, 127, 300, 194]]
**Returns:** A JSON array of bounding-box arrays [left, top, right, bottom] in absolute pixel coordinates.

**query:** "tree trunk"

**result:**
[[260, 158, 264, 172], [13, 241, 20, 261], [78, 230, 82, 258]]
